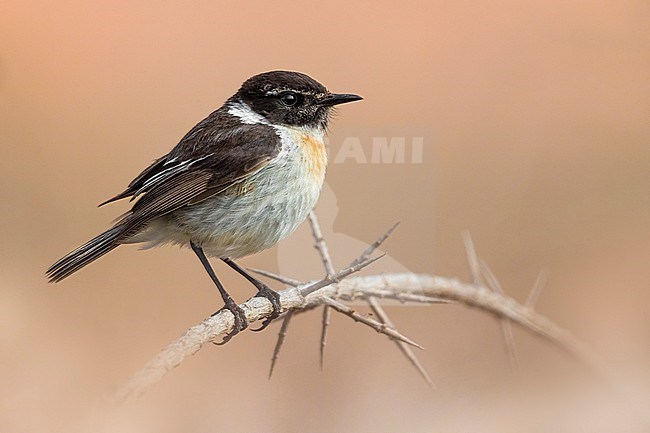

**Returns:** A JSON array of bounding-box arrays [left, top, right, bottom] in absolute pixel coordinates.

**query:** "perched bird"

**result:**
[[47, 71, 362, 342]]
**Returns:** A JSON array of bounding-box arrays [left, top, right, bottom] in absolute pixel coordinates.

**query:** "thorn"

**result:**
[[300, 254, 386, 297], [247, 268, 302, 286], [319, 305, 331, 370], [479, 258, 505, 294], [526, 270, 547, 307], [368, 297, 434, 387], [269, 311, 294, 379], [322, 296, 425, 350], [307, 211, 336, 276], [461, 231, 482, 286], [479, 259, 520, 371], [499, 319, 520, 371], [349, 221, 400, 267]]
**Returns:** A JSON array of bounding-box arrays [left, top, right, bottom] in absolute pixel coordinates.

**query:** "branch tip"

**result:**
[[368, 297, 434, 387], [247, 268, 302, 287], [322, 297, 425, 350], [269, 311, 294, 379], [461, 231, 482, 286], [350, 221, 400, 267]]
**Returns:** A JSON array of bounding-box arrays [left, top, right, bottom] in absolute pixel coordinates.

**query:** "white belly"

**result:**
[[140, 125, 327, 258]]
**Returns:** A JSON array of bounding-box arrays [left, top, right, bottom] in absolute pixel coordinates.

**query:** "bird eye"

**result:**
[[279, 92, 298, 106]]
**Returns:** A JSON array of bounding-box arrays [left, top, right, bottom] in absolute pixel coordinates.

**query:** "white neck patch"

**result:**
[[227, 100, 269, 125]]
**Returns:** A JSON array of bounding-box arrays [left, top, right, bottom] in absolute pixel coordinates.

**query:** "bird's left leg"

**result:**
[[191, 242, 247, 345], [221, 257, 282, 331]]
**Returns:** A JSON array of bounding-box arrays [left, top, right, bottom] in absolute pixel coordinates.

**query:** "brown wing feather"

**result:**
[[98, 155, 169, 207], [105, 109, 280, 240], [48, 106, 280, 282]]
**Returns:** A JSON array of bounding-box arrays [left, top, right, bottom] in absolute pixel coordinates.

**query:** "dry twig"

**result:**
[[268, 311, 294, 379], [462, 232, 519, 370], [368, 296, 433, 386], [267, 218, 432, 381], [117, 221, 601, 401], [480, 258, 520, 370], [349, 221, 400, 267], [526, 270, 547, 308], [247, 268, 301, 287], [321, 296, 424, 349], [306, 212, 336, 370]]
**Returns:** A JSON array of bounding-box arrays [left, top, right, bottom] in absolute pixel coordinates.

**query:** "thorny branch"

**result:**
[[463, 232, 519, 370], [306, 212, 336, 370], [117, 218, 602, 401], [367, 295, 433, 386]]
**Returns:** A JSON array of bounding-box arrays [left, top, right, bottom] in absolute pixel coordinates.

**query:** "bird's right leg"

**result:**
[[190, 241, 247, 344]]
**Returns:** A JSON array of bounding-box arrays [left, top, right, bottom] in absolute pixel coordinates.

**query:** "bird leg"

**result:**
[[221, 257, 282, 331], [190, 242, 247, 345]]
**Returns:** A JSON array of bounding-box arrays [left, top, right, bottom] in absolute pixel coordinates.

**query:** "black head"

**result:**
[[233, 71, 362, 128]]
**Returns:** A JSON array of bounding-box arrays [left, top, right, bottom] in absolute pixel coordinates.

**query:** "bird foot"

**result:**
[[251, 285, 282, 332], [213, 298, 248, 345]]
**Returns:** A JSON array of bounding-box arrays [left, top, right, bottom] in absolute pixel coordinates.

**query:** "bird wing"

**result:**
[[101, 110, 280, 238], [98, 155, 170, 207]]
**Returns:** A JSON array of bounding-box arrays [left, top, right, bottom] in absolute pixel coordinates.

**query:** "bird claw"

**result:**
[[213, 300, 248, 345], [251, 286, 282, 332]]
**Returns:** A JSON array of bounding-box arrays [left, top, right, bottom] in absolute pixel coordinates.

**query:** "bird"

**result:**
[[47, 70, 362, 343]]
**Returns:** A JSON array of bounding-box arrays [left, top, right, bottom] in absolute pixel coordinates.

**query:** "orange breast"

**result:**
[[299, 133, 328, 181]]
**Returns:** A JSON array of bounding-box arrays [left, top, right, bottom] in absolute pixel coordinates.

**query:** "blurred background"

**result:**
[[1, 1, 649, 432]]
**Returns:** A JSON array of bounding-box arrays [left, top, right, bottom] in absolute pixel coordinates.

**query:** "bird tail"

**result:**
[[47, 225, 124, 283]]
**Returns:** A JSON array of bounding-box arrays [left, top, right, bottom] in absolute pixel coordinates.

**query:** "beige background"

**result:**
[[1, 1, 649, 432]]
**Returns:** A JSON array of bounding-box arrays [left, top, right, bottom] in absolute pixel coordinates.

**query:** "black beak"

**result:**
[[317, 93, 363, 107]]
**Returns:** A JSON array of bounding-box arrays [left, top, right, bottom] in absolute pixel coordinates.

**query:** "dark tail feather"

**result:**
[[47, 225, 124, 283]]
